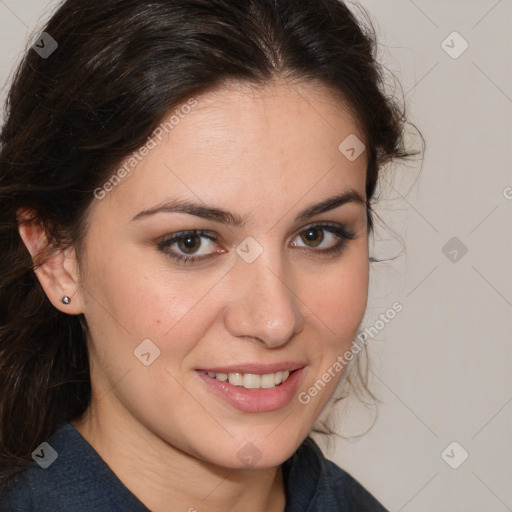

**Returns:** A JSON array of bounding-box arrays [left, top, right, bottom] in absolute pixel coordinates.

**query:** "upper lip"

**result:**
[[197, 362, 305, 374]]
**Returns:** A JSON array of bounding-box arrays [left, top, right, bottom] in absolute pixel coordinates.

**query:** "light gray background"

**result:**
[[1, 1, 511, 511]]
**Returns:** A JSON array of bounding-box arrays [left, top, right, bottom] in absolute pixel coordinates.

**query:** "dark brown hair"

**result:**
[[0, 0, 413, 494]]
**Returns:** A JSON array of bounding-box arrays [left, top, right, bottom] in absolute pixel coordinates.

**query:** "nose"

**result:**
[[224, 247, 305, 348]]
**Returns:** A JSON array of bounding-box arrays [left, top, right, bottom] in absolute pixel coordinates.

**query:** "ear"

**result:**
[[17, 208, 84, 315]]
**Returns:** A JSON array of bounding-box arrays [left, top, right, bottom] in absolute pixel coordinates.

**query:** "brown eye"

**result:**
[[178, 234, 202, 254], [290, 223, 356, 255], [158, 230, 224, 264], [300, 227, 324, 247]]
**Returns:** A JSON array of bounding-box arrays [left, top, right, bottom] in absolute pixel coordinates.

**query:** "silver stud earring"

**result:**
[[61, 296, 71, 305]]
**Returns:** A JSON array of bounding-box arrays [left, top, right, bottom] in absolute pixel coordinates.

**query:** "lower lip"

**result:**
[[196, 368, 304, 413]]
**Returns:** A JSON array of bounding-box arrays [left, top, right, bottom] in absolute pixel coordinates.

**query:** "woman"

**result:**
[[0, 0, 413, 510]]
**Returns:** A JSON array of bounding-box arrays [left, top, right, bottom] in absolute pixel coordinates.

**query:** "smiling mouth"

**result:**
[[199, 370, 294, 390]]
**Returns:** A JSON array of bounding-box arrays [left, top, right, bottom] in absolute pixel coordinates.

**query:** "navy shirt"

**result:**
[[0, 422, 388, 511]]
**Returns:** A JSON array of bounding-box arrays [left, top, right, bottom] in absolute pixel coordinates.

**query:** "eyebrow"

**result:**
[[130, 190, 366, 226]]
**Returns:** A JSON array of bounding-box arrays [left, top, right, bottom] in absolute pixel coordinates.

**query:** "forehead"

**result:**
[[188, 77, 364, 147], [90, 78, 367, 225]]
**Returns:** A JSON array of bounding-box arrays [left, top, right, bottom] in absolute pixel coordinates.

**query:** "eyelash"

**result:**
[[157, 222, 356, 265]]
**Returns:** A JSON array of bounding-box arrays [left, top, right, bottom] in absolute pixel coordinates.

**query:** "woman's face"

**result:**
[[76, 79, 369, 469]]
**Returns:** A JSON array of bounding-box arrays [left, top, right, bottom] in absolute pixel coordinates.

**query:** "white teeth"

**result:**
[[228, 372, 243, 386], [243, 374, 261, 389], [204, 370, 293, 389], [260, 373, 275, 389]]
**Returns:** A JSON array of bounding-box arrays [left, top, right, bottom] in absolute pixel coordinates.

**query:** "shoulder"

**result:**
[[282, 436, 389, 512], [0, 422, 147, 512]]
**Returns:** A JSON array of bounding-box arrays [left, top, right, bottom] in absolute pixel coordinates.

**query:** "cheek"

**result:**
[[80, 245, 232, 384], [82, 239, 213, 334], [307, 249, 369, 350], [296, 253, 368, 414]]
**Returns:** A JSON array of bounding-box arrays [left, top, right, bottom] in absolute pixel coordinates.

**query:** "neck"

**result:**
[[71, 399, 286, 512]]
